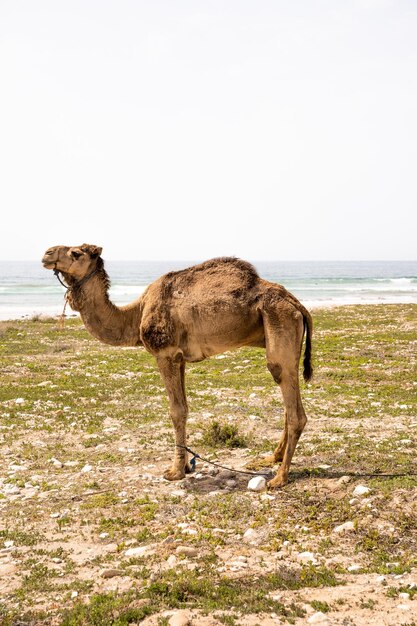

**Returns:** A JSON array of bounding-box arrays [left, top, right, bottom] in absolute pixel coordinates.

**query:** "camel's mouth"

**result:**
[[42, 260, 56, 269]]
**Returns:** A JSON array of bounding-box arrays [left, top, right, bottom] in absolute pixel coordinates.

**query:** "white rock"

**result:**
[[81, 464, 93, 473], [166, 555, 177, 567], [243, 528, 260, 544], [50, 458, 63, 468], [247, 476, 267, 491], [298, 551, 318, 565], [333, 521, 355, 534], [99, 532, 109, 539], [3, 540, 14, 548], [125, 544, 155, 557], [15, 398, 25, 404], [348, 564, 361, 572], [71, 591, 78, 598], [353, 485, 370, 497], [399, 592, 410, 600], [308, 612, 328, 624], [171, 490, 187, 498]]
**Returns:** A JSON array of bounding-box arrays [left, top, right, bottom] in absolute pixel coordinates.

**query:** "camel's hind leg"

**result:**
[[263, 304, 307, 487], [157, 354, 192, 481]]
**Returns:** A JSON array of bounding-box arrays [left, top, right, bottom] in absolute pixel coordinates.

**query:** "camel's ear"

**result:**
[[81, 244, 103, 258]]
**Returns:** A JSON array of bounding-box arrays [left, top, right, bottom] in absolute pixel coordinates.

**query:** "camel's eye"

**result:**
[[71, 250, 82, 260]]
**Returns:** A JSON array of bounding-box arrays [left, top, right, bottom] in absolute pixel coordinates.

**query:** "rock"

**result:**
[[308, 612, 328, 624], [125, 544, 155, 557], [101, 569, 125, 579], [50, 457, 63, 468], [348, 564, 361, 572], [166, 555, 177, 567], [176, 546, 198, 558], [99, 532, 109, 539], [217, 470, 236, 480], [397, 604, 410, 610], [399, 592, 410, 600], [297, 551, 318, 565], [81, 464, 93, 473], [247, 476, 267, 491], [353, 485, 370, 496], [333, 521, 355, 533], [243, 528, 262, 545], [168, 610, 190, 626]]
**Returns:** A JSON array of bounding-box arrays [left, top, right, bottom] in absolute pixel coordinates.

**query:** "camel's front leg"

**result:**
[[157, 355, 191, 481]]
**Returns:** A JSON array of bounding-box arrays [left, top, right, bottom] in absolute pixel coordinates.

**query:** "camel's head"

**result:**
[[42, 244, 103, 280]]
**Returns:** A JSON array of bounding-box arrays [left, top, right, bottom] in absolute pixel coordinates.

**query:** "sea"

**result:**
[[0, 260, 416, 321]]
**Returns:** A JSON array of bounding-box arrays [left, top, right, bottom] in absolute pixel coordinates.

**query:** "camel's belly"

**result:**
[[179, 309, 265, 361]]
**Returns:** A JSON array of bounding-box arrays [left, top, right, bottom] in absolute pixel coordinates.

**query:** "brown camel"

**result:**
[[42, 244, 313, 488]]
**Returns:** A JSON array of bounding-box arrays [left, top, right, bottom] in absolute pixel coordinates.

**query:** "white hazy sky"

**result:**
[[1, 0, 416, 261]]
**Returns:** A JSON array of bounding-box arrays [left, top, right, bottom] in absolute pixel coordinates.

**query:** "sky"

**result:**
[[1, 0, 416, 261]]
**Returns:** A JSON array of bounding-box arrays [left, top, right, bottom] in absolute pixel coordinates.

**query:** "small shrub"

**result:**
[[202, 420, 247, 448]]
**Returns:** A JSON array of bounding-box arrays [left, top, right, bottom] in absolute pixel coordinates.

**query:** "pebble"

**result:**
[[125, 544, 155, 557], [81, 464, 93, 473], [176, 546, 198, 558], [166, 555, 177, 567], [50, 458, 63, 468], [348, 564, 361, 572], [243, 528, 261, 544], [298, 551, 318, 565], [308, 612, 328, 624], [353, 485, 370, 496], [247, 476, 267, 491], [399, 592, 410, 600], [333, 521, 355, 533]]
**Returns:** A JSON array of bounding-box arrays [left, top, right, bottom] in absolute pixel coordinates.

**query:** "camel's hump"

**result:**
[[162, 257, 259, 286]]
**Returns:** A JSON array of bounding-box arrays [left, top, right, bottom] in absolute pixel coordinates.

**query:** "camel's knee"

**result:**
[[267, 361, 282, 384], [288, 412, 307, 438]]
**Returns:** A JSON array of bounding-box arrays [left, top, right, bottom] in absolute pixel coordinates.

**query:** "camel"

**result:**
[[42, 244, 313, 488]]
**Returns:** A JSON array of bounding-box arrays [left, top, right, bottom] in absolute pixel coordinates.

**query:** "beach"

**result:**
[[0, 260, 416, 320], [0, 304, 416, 624]]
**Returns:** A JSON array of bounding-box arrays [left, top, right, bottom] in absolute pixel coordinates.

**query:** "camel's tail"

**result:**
[[302, 307, 313, 382]]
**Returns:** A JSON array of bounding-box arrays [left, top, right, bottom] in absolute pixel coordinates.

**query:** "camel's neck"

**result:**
[[66, 272, 143, 347]]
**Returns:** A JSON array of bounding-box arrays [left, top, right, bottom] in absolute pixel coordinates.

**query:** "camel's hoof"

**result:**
[[267, 475, 288, 490], [163, 468, 186, 481], [246, 455, 276, 471]]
